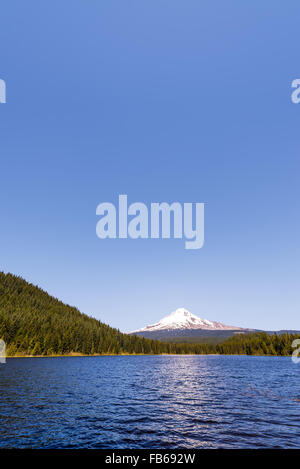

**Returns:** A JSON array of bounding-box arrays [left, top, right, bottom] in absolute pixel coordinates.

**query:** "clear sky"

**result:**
[[0, 1, 299, 332]]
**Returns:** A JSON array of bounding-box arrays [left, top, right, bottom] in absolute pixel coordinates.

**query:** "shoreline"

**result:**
[[5, 353, 292, 358]]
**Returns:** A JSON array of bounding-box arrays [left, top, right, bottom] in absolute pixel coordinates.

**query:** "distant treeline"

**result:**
[[0, 272, 298, 357]]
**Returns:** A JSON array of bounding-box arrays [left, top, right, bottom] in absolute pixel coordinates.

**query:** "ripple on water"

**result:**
[[0, 355, 299, 448]]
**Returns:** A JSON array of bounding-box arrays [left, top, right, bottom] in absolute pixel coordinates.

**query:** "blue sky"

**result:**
[[0, 1, 299, 331]]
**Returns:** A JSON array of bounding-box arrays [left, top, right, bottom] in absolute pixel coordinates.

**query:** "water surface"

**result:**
[[0, 355, 299, 448]]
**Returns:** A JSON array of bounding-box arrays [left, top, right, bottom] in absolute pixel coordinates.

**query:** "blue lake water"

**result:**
[[0, 355, 299, 448]]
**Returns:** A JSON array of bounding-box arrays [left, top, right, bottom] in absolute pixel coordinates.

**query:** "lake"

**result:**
[[0, 355, 299, 448]]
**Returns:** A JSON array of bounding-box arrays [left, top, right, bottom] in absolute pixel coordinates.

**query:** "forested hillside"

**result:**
[[216, 331, 299, 356], [0, 272, 298, 357], [0, 272, 179, 356]]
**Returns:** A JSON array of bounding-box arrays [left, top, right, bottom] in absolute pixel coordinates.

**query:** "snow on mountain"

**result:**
[[130, 308, 243, 333]]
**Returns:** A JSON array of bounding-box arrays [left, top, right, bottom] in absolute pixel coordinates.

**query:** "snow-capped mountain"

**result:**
[[130, 308, 243, 334]]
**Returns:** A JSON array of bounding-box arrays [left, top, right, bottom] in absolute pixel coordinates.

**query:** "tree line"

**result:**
[[0, 272, 298, 357]]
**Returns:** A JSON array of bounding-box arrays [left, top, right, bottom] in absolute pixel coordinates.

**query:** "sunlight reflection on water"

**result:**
[[0, 355, 299, 448]]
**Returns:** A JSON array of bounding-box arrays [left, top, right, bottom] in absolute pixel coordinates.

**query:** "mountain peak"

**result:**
[[169, 307, 193, 316], [130, 308, 242, 333]]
